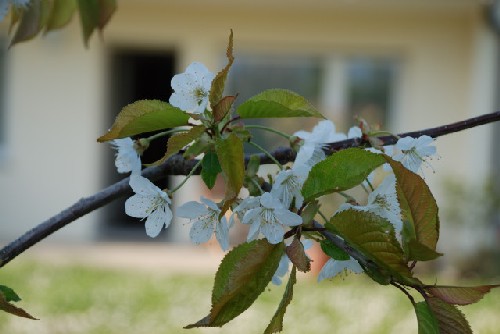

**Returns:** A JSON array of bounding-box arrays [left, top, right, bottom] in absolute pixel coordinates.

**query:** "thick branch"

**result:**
[[0, 111, 499, 268]]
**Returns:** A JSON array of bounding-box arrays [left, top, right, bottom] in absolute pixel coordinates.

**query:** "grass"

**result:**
[[0, 259, 499, 334]]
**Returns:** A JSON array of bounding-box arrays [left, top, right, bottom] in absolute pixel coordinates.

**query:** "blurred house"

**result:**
[[0, 0, 498, 261]]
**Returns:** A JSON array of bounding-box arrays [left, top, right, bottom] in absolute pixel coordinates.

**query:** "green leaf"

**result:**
[[383, 156, 440, 258], [0, 285, 21, 303], [302, 148, 386, 200], [0, 290, 37, 320], [10, 0, 52, 47], [246, 154, 261, 177], [414, 302, 440, 334], [237, 89, 324, 119], [407, 239, 442, 261], [427, 297, 472, 334], [185, 239, 284, 328], [46, 0, 76, 32], [264, 266, 297, 334], [77, 0, 116, 47], [209, 30, 234, 108], [229, 123, 252, 142], [215, 133, 244, 199], [97, 100, 190, 142], [327, 209, 413, 282], [150, 125, 205, 166], [426, 285, 500, 306], [300, 200, 320, 226], [285, 238, 310, 273], [8, 6, 23, 34], [201, 151, 222, 190], [320, 239, 350, 261], [183, 132, 212, 159]]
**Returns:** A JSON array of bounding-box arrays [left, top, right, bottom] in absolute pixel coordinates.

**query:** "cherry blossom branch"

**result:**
[[0, 111, 499, 268]]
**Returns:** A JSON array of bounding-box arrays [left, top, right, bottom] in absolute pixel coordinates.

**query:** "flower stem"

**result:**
[[360, 181, 371, 195], [220, 116, 241, 133], [245, 125, 291, 140], [146, 128, 187, 142], [318, 210, 329, 224], [249, 178, 264, 194], [338, 191, 357, 203], [248, 141, 283, 170], [168, 158, 204, 195], [365, 178, 375, 192], [391, 282, 416, 306]]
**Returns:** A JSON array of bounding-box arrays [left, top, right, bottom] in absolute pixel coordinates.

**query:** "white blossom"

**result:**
[[340, 174, 403, 238], [233, 196, 260, 222], [272, 254, 292, 285], [125, 175, 172, 238], [347, 126, 362, 139], [111, 138, 141, 174], [270, 165, 308, 209], [294, 120, 348, 169], [242, 193, 302, 244], [317, 257, 363, 282], [177, 196, 230, 251], [293, 143, 326, 171], [393, 135, 437, 174], [169, 62, 215, 114]]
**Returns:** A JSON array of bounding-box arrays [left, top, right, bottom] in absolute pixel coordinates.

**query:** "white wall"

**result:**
[[0, 23, 105, 242]]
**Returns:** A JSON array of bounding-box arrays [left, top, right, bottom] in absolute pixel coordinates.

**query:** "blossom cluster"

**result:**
[[110, 61, 438, 282]]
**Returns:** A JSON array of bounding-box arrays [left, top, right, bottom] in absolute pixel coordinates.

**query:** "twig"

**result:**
[[0, 111, 499, 268]]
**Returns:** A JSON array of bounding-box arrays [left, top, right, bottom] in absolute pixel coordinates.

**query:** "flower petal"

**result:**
[[129, 175, 160, 197], [145, 205, 172, 238], [415, 135, 434, 147], [125, 195, 153, 218], [260, 221, 285, 244], [345, 257, 363, 274], [317, 257, 362, 282], [177, 201, 208, 219], [215, 217, 230, 251], [246, 219, 261, 242], [395, 136, 415, 150], [318, 259, 340, 282], [274, 208, 302, 227], [260, 192, 282, 210], [272, 255, 291, 286], [347, 126, 362, 139], [242, 207, 260, 225], [189, 219, 213, 245], [200, 196, 219, 211]]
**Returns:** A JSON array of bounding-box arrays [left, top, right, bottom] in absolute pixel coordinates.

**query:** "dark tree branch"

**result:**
[[1, 111, 499, 268]]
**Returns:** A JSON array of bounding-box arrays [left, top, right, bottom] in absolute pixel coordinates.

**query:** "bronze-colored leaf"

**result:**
[[285, 238, 311, 273]]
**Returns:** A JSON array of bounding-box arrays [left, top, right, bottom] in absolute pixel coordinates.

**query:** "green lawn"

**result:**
[[0, 259, 498, 334]]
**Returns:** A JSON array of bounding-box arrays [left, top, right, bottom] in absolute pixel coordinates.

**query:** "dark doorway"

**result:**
[[101, 48, 176, 241]]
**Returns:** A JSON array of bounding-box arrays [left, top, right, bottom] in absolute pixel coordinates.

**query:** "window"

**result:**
[[102, 48, 176, 241], [346, 57, 399, 129], [228, 53, 399, 146], [228, 55, 322, 152]]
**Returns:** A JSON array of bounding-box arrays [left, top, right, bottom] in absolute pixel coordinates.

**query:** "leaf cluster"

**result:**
[[7, 0, 116, 47]]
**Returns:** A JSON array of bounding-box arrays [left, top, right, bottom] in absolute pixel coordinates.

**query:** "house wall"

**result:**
[[0, 1, 497, 246]]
